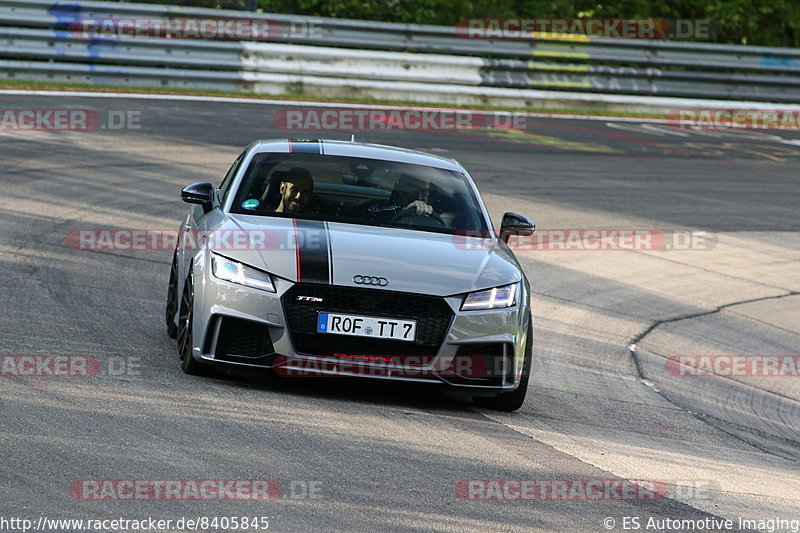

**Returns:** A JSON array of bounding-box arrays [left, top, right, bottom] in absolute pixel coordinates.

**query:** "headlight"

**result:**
[[211, 253, 276, 292], [461, 283, 517, 310]]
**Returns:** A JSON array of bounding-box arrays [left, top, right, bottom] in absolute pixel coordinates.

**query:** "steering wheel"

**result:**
[[390, 206, 446, 228]]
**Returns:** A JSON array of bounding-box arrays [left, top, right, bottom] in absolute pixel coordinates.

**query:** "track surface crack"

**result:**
[[627, 291, 800, 462]]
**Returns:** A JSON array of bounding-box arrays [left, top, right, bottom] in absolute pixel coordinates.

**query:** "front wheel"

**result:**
[[165, 251, 179, 339], [177, 271, 213, 376], [473, 315, 532, 412]]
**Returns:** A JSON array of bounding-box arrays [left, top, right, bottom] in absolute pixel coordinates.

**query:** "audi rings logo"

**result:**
[[353, 275, 388, 286]]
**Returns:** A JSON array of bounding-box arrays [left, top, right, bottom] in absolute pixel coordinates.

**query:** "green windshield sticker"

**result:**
[[241, 199, 260, 210]]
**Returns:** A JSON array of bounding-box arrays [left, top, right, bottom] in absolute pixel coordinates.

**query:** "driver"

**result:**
[[388, 173, 435, 216], [275, 167, 314, 213]]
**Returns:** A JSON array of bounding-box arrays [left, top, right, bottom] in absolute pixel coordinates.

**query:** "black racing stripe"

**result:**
[[326, 221, 333, 282], [288, 139, 322, 154], [295, 219, 330, 284]]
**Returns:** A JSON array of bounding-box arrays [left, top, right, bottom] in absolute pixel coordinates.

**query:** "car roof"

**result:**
[[250, 139, 466, 173]]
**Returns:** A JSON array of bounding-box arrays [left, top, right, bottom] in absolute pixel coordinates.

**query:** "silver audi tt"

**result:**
[[166, 139, 535, 410]]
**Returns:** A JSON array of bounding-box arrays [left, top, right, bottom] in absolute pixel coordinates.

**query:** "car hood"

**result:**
[[213, 214, 521, 297]]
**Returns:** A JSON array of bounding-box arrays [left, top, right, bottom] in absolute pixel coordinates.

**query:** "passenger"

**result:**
[[275, 167, 314, 213]]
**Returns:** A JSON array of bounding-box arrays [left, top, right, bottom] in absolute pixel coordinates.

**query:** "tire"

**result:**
[[177, 271, 212, 376], [165, 251, 179, 339], [473, 315, 532, 412]]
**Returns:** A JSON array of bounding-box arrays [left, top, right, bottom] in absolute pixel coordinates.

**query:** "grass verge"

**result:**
[[0, 79, 670, 119]]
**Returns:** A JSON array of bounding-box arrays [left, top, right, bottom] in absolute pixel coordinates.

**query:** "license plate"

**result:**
[[316, 312, 417, 342]]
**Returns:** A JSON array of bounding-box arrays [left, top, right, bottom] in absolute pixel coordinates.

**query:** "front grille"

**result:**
[[282, 284, 453, 358], [213, 316, 275, 363]]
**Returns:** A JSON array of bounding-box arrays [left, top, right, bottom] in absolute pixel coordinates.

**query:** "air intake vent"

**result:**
[[447, 343, 512, 386], [214, 316, 274, 362]]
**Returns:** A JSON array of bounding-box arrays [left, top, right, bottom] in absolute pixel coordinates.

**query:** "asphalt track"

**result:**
[[1, 92, 799, 532]]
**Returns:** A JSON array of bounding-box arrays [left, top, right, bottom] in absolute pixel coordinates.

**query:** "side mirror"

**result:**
[[181, 182, 215, 213], [499, 212, 535, 243]]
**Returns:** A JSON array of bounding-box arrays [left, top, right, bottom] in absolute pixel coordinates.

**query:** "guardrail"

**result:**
[[2, 0, 800, 105]]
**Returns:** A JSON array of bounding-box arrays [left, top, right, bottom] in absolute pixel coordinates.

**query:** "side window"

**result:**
[[217, 152, 246, 206]]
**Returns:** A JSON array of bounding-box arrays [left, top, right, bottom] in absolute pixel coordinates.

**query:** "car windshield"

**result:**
[[228, 152, 489, 234]]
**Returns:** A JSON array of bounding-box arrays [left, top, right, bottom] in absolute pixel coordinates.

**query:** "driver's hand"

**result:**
[[406, 200, 433, 216]]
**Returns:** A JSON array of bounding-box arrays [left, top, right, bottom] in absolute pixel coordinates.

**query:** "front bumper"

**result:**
[[191, 264, 531, 392]]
